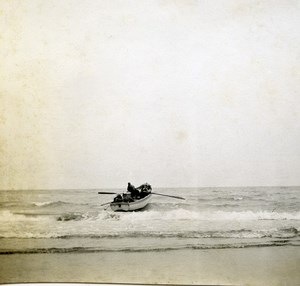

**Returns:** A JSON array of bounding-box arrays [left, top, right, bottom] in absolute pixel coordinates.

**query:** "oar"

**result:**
[[98, 192, 116, 207], [100, 201, 112, 206], [98, 190, 185, 200], [98, 191, 118, 195], [151, 192, 185, 200]]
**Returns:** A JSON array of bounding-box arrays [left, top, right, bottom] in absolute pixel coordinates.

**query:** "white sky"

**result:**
[[1, 0, 300, 189]]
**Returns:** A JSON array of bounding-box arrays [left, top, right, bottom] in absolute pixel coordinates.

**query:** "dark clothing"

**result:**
[[123, 193, 134, 202], [113, 194, 123, 202], [131, 188, 140, 198], [127, 183, 135, 193], [127, 183, 140, 199], [140, 189, 149, 198]]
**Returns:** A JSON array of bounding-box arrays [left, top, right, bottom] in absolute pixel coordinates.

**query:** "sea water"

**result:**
[[0, 187, 299, 254]]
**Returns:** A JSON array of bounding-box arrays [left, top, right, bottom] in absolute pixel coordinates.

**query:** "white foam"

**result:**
[[33, 201, 53, 207], [233, 197, 243, 201], [0, 210, 53, 222], [116, 209, 300, 222]]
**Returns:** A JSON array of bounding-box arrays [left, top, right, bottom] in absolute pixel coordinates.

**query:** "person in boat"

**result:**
[[113, 194, 123, 202], [127, 182, 135, 192], [144, 183, 152, 191], [140, 188, 150, 198], [138, 183, 152, 198], [122, 193, 134, 202], [127, 182, 140, 199]]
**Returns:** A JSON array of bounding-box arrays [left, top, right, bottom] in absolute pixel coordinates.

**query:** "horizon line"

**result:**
[[0, 185, 299, 191]]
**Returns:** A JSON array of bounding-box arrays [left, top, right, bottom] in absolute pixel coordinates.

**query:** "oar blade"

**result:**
[[169, 195, 185, 200], [98, 191, 117, 195]]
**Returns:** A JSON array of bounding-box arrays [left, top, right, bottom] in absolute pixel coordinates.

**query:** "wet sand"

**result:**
[[0, 246, 299, 285]]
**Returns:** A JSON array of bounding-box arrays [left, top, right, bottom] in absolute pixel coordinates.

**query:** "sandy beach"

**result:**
[[0, 246, 299, 285]]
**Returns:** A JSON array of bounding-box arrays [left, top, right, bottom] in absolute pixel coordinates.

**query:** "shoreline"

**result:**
[[0, 246, 299, 285]]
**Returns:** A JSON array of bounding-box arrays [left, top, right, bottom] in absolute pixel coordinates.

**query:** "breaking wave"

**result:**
[[1, 208, 299, 225], [1, 226, 299, 240], [43, 227, 300, 239], [0, 201, 78, 208], [0, 210, 53, 222], [1, 240, 297, 255], [32, 201, 78, 207], [112, 209, 300, 221], [50, 209, 300, 222], [33, 201, 59, 207]]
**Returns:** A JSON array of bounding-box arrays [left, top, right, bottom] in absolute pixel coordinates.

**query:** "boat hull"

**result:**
[[110, 194, 152, 212]]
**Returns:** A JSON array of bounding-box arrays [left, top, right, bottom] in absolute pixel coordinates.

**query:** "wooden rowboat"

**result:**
[[110, 193, 152, 212], [98, 184, 184, 211]]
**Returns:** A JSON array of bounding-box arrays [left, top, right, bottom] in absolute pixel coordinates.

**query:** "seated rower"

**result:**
[[113, 194, 123, 202], [138, 183, 152, 198], [127, 182, 140, 199], [122, 193, 134, 202]]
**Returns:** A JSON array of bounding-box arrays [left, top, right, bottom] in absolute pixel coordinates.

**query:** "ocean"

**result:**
[[0, 186, 299, 255]]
